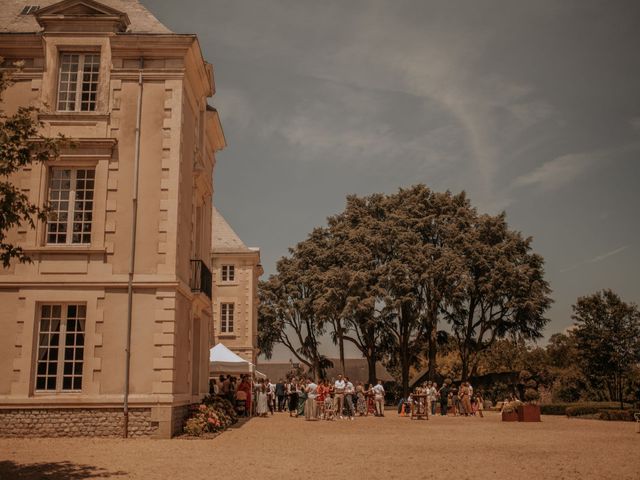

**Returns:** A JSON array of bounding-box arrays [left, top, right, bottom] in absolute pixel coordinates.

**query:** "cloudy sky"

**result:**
[[144, 0, 640, 359]]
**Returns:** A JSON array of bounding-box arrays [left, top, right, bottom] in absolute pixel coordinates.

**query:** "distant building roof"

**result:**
[[212, 206, 254, 253], [0, 0, 172, 33]]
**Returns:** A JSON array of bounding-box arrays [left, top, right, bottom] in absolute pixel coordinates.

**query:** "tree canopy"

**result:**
[[572, 289, 640, 408], [258, 185, 552, 395]]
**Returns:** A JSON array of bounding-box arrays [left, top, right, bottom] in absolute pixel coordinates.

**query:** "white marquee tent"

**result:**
[[209, 343, 266, 378]]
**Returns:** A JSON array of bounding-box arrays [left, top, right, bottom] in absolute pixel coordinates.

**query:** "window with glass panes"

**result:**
[[220, 303, 234, 333], [57, 53, 100, 112], [221, 265, 235, 282], [35, 304, 86, 392], [46, 168, 95, 245]]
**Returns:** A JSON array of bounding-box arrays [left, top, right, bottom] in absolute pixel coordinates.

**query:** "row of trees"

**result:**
[[467, 290, 640, 407], [258, 185, 553, 395]]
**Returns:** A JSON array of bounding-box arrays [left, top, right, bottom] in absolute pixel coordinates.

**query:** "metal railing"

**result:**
[[190, 259, 212, 300]]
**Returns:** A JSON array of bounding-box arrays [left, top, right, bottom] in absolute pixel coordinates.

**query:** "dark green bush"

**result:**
[[540, 403, 572, 415], [566, 405, 600, 417], [598, 409, 639, 422], [541, 402, 632, 416]]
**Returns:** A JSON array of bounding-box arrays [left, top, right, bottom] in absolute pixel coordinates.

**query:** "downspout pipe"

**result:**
[[124, 57, 144, 438]]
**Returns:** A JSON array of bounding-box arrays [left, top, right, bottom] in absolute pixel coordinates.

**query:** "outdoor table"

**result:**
[[410, 394, 429, 420]]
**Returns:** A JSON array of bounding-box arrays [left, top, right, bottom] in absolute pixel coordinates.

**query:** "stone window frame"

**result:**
[[221, 264, 235, 282], [56, 52, 101, 112], [220, 302, 235, 333], [45, 166, 96, 246], [33, 303, 87, 394], [41, 38, 109, 116], [31, 145, 110, 252]]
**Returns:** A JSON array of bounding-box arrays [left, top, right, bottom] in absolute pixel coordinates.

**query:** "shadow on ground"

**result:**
[[0, 461, 127, 479], [228, 416, 253, 429]]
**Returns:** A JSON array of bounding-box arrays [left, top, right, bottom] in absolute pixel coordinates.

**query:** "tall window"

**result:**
[[221, 265, 235, 282], [220, 303, 234, 333], [57, 53, 100, 112], [35, 304, 86, 392], [46, 168, 95, 245]]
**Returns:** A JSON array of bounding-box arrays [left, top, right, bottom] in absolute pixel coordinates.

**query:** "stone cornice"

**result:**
[[109, 34, 195, 57]]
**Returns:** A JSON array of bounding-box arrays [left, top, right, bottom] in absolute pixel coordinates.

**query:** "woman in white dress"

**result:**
[[255, 379, 269, 417]]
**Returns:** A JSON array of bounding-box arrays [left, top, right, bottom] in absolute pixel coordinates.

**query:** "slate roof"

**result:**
[[0, 0, 172, 33], [212, 206, 253, 253]]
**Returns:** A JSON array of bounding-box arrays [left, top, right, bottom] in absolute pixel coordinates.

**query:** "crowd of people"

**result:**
[[211, 374, 386, 420], [400, 380, 484, 417], [210, 375, 485, 420]]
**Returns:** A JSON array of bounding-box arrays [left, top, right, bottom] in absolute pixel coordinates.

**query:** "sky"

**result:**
[[143, 0, 640, 361]]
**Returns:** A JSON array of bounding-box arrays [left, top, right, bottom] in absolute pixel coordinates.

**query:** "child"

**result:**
[[476, 393, 484, 418], [324, 393, 334, 421]]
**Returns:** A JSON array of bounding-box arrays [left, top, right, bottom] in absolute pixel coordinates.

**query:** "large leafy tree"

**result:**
[[443, 212, 552, 380], [257, 184, 551, 394], [391, 185, 472, 380], [257, 230, 333, 380], [1, 58, 62, 267], [326, 195, 388, 384], [572, 289, 640, 408]]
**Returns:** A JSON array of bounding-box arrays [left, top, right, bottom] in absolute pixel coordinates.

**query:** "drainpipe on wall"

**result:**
[[124, 57, 144, 438]]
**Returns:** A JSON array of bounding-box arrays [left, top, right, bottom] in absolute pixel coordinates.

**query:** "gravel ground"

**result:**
[[0, 411, 638, 479]]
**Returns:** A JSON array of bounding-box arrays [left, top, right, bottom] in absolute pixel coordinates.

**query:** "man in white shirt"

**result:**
[[305, 379, 318, 420], [372, 380, 385, 417], [334, 374, 346, 419]]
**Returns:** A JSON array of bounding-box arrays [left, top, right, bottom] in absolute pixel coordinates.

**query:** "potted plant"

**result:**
[[501, 402, 519, 422], [517, 370, 541, 422]]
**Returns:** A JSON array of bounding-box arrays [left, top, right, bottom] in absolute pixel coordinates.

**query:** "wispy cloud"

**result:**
[[512, 142, 640, 191], [511, 152, 595, 190], [560, 245, 630, 273]]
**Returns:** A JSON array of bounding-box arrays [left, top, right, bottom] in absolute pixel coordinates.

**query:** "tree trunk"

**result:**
[[366, 351, 377, 386], [312, 356, 321, 383], [427, 317, 437, 381], [402, 361, 410, 399], [618, 370, 624, 410], [401, 343, 410, 397], [461, 350, 469, 382], [337, 326, 346, 375]]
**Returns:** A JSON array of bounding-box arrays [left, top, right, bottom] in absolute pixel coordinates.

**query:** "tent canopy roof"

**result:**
[[210, 343, 253, 375], [209, 343, 249, 364]]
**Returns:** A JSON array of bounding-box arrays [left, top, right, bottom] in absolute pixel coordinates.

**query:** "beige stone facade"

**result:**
[[0, 0, 225, 438], [211, 207, 262, 365]]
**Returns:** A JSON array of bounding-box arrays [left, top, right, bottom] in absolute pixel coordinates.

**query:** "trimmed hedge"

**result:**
[[540, 403, 571, 415], [541, 402, 632, 416], [598, 410, 640, 422]]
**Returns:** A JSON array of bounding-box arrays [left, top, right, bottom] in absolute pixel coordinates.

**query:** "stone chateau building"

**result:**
[[0, 0, 225, 438], [211, 207, 262, 365]]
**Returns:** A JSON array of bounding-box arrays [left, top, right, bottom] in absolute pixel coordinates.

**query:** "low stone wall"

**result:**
[[171, 403, 193, 436], [0, 407, 156, 438]]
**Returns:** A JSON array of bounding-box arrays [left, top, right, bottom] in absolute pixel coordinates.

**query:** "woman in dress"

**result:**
[[255, 379, 269, 417], [297, 380, 307, 417], [475, 392, 484, 418], [287, 379, 299, 417], [316, 380, 327, 419], [236, 376, 252, 417], [356, 381, 367, 416]]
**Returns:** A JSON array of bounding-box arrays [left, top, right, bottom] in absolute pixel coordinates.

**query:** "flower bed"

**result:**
[[183, 396, 238, 437]]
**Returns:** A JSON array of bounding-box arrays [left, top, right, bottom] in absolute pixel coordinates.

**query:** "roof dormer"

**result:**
[[35, 0, 130, 33]]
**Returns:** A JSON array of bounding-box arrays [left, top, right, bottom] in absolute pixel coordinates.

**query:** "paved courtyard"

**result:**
[[0, 412, 638, 479]]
